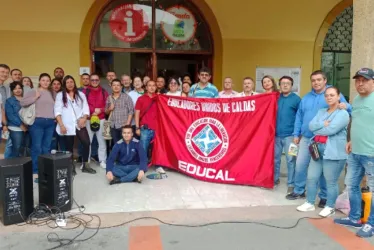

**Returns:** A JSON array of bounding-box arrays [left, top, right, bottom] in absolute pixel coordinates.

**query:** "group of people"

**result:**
[[270, 68, 373, 238], [0, 63, 373, 238]]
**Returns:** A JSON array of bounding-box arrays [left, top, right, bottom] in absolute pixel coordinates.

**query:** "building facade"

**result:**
[[1, 0, 371, 99]]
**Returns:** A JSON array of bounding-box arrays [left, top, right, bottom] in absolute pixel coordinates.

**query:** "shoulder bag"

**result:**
[[103, 96, 114, 140], [19, 103, 36, 126]]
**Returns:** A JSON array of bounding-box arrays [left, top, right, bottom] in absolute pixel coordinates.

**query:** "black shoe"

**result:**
[[286, 192, 306, 200], [110, 177, 121, 185], [318, 198, 327, 208], [76, 156, 83, 163], [82, 163, 97, 174]]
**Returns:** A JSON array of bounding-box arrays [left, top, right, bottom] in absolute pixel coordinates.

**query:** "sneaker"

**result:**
[[319, 206, 335, 217], [287, 187, 294, 195], [356, 224, 374, 238], [156, 166, 166, 174], [318, 198, 327, 208], [100, 161, 106, 169], [82, 163, 97, 174], [286, 192, 306, 200], [297, 202, 315, 212], [110, 176, 121, 185], [334, 217, 362, 228]]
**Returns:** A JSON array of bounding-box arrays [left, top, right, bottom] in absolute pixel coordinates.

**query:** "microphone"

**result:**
[[51, 150, 71, 154]]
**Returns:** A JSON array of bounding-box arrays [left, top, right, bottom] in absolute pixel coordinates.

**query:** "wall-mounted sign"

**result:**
[[109, 4, 149, 43], [161, 5, 197, 44]]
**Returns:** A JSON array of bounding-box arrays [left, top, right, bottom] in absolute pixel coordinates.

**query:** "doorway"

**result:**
[[93, 51, 211, 84]]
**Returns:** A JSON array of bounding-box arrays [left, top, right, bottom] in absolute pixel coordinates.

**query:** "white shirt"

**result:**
[[54, 92, 89, 136], [219, 90, 239, 98], [166, 91, 182, 96], [237, 91, 259, 97]]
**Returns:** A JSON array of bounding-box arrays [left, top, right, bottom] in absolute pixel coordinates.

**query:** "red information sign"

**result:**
[[109, 4, 149, 43]]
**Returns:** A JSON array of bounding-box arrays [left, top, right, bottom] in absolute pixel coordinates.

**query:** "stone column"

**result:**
[[350, 0, 372, 188], [350, 0, 374, 100]]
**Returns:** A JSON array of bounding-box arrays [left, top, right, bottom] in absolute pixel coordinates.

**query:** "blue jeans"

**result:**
[[78, 134, 98, 157], [9, 131, 26, 158], [140, 127, 154, 158], [306, 143, 346, 207], [112, 164, 140, 183], [29, 118, 55, 173], [345, 153, 374, 225], [294, 137, 327, 199], [274, 136, 296, 186], [4, 138, 12, 158]]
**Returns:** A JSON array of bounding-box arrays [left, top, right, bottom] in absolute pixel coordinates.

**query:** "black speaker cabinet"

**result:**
[[38, 153, 73, 212], [0, 157, 33, 226]]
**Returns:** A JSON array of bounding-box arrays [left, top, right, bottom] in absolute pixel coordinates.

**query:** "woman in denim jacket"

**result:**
[[5, 82, 28, 157], [297, 87, 349, 217]]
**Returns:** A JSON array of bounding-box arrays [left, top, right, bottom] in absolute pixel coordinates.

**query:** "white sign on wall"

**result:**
[[255, 67, 301, 94]]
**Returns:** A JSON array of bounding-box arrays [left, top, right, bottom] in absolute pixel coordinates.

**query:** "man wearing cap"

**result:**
[[287, 70, 351, 207], [334, 67, 374, 238]]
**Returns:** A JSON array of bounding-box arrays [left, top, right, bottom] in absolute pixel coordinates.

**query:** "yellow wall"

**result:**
[[0, 0, 343, 95], [223, 39, 314, 96]]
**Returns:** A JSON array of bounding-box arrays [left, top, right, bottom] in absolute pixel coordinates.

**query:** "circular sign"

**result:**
[[161, 5, 197, 44], [185, 118, 229, 164], [109, 4, 149, 43]]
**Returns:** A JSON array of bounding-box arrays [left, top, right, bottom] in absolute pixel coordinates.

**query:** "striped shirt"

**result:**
[[105, 93, 134, 129], [189, 82, 219, 98]]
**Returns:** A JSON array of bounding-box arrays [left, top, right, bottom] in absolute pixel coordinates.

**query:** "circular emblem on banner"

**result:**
[[160, 5, 197, 44], [109, 4, 149, 43], [185, 118, 229, 163]]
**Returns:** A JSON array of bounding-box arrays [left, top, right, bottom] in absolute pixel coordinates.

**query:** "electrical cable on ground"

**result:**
[[16, 164, 328, 250]]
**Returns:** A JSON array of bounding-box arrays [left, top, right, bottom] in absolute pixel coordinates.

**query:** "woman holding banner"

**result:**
[[296, 87, 349, 217]]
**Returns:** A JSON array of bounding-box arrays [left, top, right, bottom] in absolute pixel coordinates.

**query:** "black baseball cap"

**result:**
[[353, 68, 374, 80]]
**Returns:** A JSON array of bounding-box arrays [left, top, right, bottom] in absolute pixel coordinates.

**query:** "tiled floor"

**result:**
[[32, 157, 308, 214]]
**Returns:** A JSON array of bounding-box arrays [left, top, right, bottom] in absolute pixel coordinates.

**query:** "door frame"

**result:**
[[89, 0, 214, 80]]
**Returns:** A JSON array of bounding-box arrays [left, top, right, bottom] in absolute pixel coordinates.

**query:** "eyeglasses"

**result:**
[[91, 79, 99, 82], [280, 82, 292, 86], [200, 73, 210, 77], [170, 81, 177, 85]]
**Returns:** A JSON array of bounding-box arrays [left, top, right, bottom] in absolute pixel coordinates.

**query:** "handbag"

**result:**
[[103, 96, 114, 140], [309, 141, 320, 161], [19, 103, 36, 126]]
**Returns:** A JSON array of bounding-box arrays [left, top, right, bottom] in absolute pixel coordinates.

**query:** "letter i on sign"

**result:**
[[124, 10, 135, 36]]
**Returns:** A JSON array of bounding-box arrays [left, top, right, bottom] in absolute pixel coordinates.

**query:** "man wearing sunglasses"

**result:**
[[189, 67, 218, 98], [83, 73, 109, 169]]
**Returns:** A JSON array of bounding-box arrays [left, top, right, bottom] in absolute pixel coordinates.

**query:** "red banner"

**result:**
[[152, 93, 278, 188]]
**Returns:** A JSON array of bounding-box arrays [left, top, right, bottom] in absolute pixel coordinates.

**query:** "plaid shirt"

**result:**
[[105, 93, 134, 129]]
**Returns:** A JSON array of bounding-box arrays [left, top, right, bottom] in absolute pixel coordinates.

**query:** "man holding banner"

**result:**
[[134, 80, 165, 174]]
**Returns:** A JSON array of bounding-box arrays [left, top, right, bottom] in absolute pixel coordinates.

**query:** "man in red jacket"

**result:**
[[83, 73, 109, 169]]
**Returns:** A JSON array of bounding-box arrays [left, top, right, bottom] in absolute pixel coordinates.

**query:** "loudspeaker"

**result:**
[[0, 157, 33, 226], [38, 153, 73, 212]]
